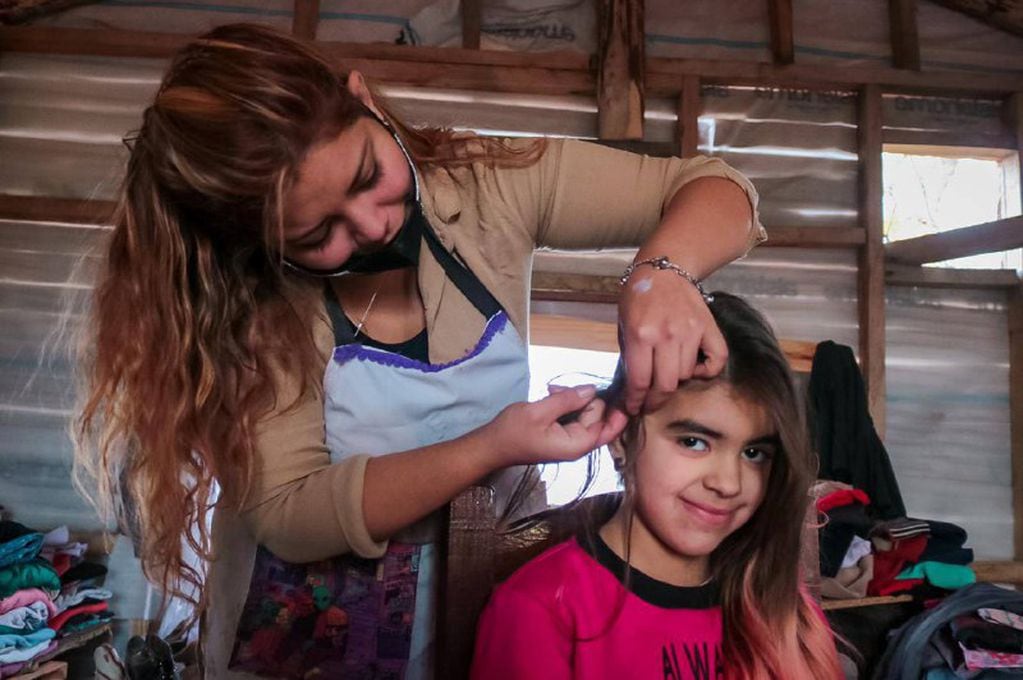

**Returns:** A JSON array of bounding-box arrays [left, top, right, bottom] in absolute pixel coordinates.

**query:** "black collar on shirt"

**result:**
[[577, 531, 721, 610]]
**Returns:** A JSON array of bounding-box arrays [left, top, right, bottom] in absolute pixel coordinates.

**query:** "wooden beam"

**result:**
[[461, 0, 482, 50], [677, 74, 700, 157], [883, 128, 1018, 150], [644, 55, 1023, 97], [292, 0, 320, 41], [886, 263, 1021, 289], [4, 26, 1023, 97], [974, 560, 1023, 584], [0, 195, 114, 225], [767, 0, 794, 65], [596, 0, 645, 139], [1011, 285, 1023, 561], [765, 226, 866, 247], [858, 84, 887, 436], [886, 216, 1023, 264], [888, 0, 921, 70]]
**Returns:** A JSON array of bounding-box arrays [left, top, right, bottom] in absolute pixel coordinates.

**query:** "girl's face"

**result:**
[[281, 115, 413, 271], [629, 381, 776, 574]]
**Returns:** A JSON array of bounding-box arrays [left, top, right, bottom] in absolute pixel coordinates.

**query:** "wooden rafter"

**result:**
[[3, 26, 1023, 96], [0, 195, 114, 225], [889, 0, 921, 70], [461, 0, 481, 50], [291, 0, 319, 40], [886, 263, 1021, 289], [886, 215, 1023, 264], [677, 74, 700, 157], [596, 0, 645, 139], [927, 0, 1023, 39], [767, 0, 794, 65], [858, 85, 887, 436]]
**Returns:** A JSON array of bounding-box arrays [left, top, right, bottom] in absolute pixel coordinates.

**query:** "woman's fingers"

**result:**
[[643, 341, 681, 414], [693, 321, 729, 378], [622, 336, 652, 416]]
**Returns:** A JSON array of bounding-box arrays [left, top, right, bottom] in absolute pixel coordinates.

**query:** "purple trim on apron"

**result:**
[[332, 311, 509, 373]]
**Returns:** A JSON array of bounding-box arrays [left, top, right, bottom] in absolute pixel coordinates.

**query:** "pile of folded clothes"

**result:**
[[0, 521, 113, 678], [816, 481, 975, 602]]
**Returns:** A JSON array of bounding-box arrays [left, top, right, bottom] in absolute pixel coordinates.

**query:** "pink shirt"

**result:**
[[472, 536, 723, 680]]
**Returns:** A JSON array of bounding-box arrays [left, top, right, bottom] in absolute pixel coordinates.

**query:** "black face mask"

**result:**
[[283, 111, 423, 278]]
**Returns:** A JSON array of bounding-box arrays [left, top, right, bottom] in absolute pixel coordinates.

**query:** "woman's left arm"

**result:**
[[619, 175, 753, 414], [497, 139, 764, 416]]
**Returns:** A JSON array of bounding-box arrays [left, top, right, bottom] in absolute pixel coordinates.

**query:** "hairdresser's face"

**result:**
[[282, 107, 413, 271], [631, 381, 775, 564]]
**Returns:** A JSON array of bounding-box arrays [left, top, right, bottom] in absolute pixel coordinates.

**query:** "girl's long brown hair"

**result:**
[[610, 293, 841, 679], [74, 23, 543, 623]]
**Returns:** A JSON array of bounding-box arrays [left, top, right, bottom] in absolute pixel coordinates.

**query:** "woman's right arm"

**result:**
[[241, 320, 620, 563]]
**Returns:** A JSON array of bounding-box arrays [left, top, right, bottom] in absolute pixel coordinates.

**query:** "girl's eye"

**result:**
[[678, 437, 709, 452], [743, 447, 772, 464]]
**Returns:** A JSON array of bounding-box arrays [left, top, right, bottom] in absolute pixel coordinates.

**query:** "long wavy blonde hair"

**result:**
[[74, 23, 543, 623]]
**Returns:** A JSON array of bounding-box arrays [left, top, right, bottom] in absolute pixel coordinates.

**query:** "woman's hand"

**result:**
[[618, 271, 728, 415], [481, 387, 626, 467]]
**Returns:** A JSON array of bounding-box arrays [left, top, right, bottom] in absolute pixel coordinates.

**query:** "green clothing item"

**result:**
[[897, 561, 976, 590], [0, 560, 60, 599]]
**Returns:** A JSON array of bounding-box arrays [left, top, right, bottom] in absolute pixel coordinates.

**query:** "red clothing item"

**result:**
[[472, 537, 723, 680], [874, 578, 924, 597], [48, 601, 108, 633], [816, 489, 871, 514], [868, 535, 927, 597]]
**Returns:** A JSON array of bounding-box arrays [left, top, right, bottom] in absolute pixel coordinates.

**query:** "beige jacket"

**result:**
[[203, 138, 765, 677]]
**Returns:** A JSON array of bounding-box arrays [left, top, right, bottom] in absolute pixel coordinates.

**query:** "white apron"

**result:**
[[227, 219, 529, 679]]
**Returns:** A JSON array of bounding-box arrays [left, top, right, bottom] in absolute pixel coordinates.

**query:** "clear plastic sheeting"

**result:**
[[0, 218, 105, 531], [533, 247, 861, 351], [883, 94, 1009, 141], [0, 53, 160, 200], [646, 86, 860, 230], [885, 286, 1012, 560]]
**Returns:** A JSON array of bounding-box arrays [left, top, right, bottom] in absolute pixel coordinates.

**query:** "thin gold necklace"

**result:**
[[352, 288, 380, 338]]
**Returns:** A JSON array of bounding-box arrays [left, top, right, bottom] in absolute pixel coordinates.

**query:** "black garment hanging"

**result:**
[[808, 341, 907, 520], [325, 203, 502, 363]]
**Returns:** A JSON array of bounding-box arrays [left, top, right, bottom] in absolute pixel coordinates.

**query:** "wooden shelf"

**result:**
[[822, 595, 915, 611]]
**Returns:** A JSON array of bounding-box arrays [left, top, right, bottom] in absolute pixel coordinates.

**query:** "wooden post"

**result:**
[[461, 0, 481, 50], [1011, 284, 1023, 560], [767, 0, 794, 65], [1011, 93, 1023, 560], [292, 0, 319, 40], [888, 0, 920, 70], [597, 0, 645, 140], [677, 74, 700, 157], [858, 84, 887, 436]]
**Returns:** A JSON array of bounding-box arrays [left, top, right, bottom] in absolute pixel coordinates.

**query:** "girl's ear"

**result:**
[[344, 70, 384, 118], [608, 437, 627, 471]]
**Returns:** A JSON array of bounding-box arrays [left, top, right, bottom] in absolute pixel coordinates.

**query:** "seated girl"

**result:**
[[470, 292, 842, 679]]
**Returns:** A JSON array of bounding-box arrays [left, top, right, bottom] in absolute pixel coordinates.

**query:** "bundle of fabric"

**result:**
[[0, 523, 114, 677], [817, 481, 875, 599], [874, 583, 1023, 678], [0, 522, 61, 677], [809, 341, 906, 521], [868, 519, 975, 598], [47, 527, 112, 639]]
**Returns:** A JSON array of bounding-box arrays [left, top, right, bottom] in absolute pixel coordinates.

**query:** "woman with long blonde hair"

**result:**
[[75, 23, 766, 677]]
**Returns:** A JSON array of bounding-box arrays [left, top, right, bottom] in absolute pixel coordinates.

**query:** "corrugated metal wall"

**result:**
[[0, 41, 1015, 577]]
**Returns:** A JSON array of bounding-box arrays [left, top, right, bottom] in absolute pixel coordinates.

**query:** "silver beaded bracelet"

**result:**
[[619, 256, 713, 303]]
